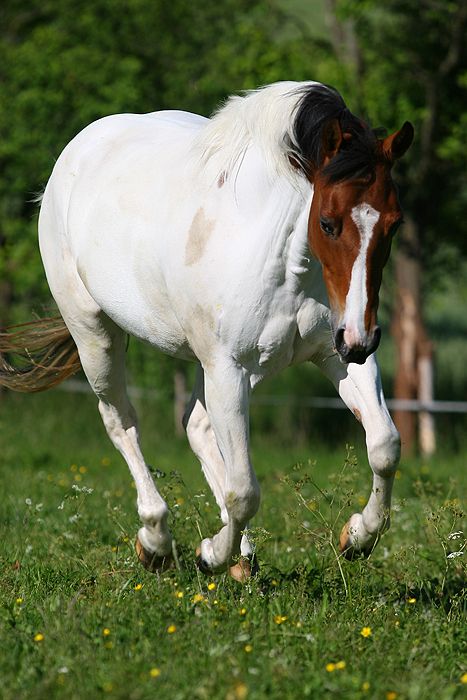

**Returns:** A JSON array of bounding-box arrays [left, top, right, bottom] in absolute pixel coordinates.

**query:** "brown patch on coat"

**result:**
[[185, 208, 215, 266], [217, 171, 226, 188]]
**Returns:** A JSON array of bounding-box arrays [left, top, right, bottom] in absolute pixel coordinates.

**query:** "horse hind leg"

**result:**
[[57, 295, 173, 570], [183, 366, 257, 580]]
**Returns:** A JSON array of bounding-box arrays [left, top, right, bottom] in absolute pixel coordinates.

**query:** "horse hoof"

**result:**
[[339, 521, 372, 560], [195, 545, 214, 575], [229, 556, 259, 582], [135, 537, 173, 573], [195, 547, 258, 581]]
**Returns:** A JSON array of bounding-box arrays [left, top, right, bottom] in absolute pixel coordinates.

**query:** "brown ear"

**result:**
[[321, 118, 343, 162], [383, 121, 414, 161]]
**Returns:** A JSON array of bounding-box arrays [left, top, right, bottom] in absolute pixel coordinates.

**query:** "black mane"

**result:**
[[293, 84, 379, 183]]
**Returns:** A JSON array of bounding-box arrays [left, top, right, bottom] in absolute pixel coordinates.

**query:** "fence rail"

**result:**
[[60, 380, 467, 414]]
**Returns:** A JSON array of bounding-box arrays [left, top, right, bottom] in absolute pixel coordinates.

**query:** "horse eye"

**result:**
[[320, 218, 335, 236]]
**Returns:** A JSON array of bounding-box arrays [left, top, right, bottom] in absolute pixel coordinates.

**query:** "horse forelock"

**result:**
[[293, 84, 381, 184]]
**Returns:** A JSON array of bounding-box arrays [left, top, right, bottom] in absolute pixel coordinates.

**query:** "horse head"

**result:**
[[307, 117, 413, 364]]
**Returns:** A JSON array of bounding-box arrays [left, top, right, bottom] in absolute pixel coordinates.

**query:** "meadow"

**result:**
[[0, 389, 465, 700]]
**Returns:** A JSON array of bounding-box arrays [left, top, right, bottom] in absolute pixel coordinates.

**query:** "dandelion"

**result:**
[[149, 668, 161, 678], [386, 693, 397, 700], [74, 474, 82, 482], [70, 464, 78, 472], [34, 633, 44, 642], [192, 593, 204, 604], [407, 598, 416, 604], [208, 582, 216, 591], [271, 579, 278, 587], [15, 597, 23, 605], [175, 591, 184, 599], [79, 465, 87, 473], [326, 663, 336, 672], [360, 626, 372, 638], [244, 644, 253, 653], [362, 681, 370, 692], [101, 457, 111, 466], [233, 682, 248, 700], [103, 628, 111, 637], [134, 583, 143, 591], [239, 607, 247, 616], [461, 673, 467, 684], [167, 624, 176, 634], [274, 615, 287, 625], [102, 682, 113, 693], [336, 660, 346, 670]]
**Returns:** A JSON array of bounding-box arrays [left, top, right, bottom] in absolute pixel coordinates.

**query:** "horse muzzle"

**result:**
[[334, 325, 381, 364]]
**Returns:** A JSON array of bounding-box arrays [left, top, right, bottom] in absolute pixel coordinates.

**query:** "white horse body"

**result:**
[[40, 109, 330, 383], [37, 82, 401, 575]]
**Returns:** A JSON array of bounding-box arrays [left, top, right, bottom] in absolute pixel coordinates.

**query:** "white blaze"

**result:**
[[343, 203, 380, 347]]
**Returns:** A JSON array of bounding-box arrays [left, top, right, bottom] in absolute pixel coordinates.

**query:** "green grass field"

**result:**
[[0, 390, 465, 700]]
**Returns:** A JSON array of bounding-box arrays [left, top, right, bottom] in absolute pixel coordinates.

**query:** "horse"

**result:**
[[0, 81, 413, 581]]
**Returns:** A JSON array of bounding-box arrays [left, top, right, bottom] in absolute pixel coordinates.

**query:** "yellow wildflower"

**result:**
[[244, 644, 253, 653], [15, 597, 23, 604], [386, 693, 397, 700], [103, 628, 111, 637], [79, 465, 87, 474], [239, 607, 247, 615], [461, 673, 467, 684], [34, 633, 44, 642], [336, 660, 346, 670], [274, 615, 287, 624], [167, 624, 176, 634], [233, 682, 248, 700], [149, 668, 161, 678], [325, 663, 336, 672], [192, 593, 204, 604], [74, 474, 82, 482], [208, 582, 216, 591], [407, 598, 416, 604], [362, 681, 370, 692], [176, 591, 184, 599], [360, 626, 372, 638], [134, 583, 143, 591]]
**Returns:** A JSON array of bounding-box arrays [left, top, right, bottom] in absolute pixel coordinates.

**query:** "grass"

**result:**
[[0, 390, 466, 700]]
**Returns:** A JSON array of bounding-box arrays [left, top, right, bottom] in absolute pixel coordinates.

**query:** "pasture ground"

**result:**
[[0, 390, 465, 700]]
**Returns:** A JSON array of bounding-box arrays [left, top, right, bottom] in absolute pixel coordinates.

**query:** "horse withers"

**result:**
[[0, 82, 413, 580]]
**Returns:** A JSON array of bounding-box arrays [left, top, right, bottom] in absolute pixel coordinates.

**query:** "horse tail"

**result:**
[[0, 316, 81, 393]]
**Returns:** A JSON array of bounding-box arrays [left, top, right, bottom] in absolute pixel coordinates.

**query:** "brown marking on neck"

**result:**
[[217, 171, 226, 188], [185, 208, 215, 266]]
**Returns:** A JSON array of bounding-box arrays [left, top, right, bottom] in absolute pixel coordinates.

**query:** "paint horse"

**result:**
[[0, 82, 413, 580]]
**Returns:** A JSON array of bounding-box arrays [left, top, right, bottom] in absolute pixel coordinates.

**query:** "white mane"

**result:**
[[193, 80, 320, 184]]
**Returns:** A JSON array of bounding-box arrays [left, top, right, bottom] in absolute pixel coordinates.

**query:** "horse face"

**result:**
[[309, 123, 414, 364]]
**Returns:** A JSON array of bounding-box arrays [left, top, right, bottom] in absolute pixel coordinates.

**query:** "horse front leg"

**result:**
[[317, 353, 401, 557], [196, 360, 260, 574]]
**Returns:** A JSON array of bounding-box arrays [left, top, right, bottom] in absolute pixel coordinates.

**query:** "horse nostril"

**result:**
[[334, 326, 345, 353], [368, 326, 381, 355]]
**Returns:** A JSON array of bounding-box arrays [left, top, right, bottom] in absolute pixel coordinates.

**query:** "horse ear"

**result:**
[[321, 118, 343, 161], [383, 121, 414, 161]]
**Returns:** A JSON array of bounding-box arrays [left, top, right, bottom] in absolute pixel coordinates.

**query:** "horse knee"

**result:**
[[368, 427, 400, 477]]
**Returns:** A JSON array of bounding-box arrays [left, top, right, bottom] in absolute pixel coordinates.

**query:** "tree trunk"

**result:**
[[391, 217, 435, 456]]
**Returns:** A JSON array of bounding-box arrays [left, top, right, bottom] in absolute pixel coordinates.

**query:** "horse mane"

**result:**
[[193, 81, 379, 185]]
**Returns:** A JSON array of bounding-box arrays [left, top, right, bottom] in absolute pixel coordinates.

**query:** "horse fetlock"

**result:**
[[137, 526, 172, 558], [224, 483, 260, 523]]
